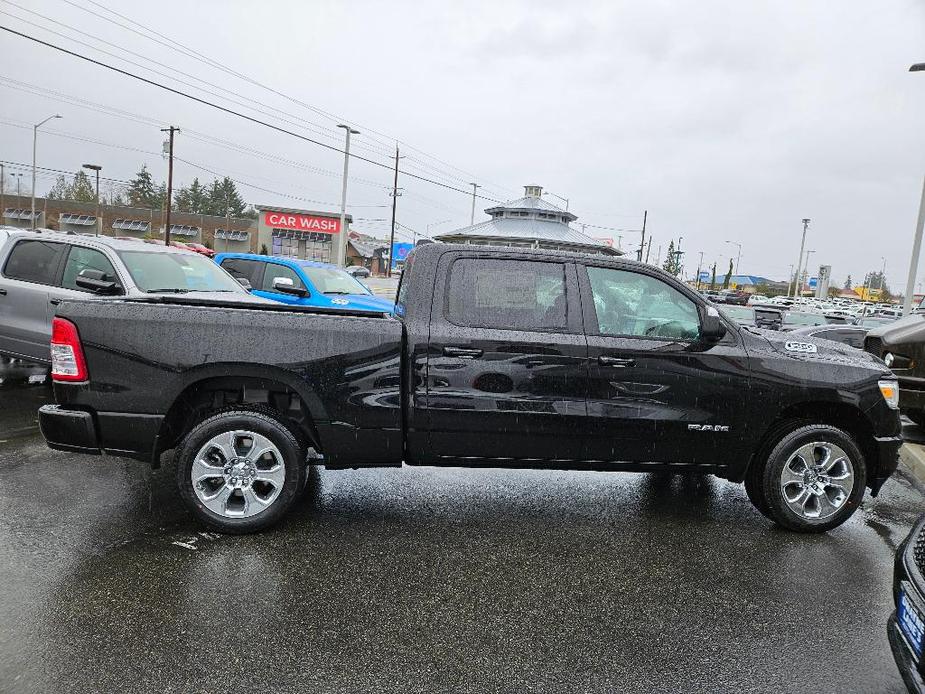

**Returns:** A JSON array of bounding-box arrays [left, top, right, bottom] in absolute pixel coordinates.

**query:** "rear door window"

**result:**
[[3, 239, 66, 285], [220, 258, 264, 288], [61, 246, 121, 291], [446, 258, 567, 331]]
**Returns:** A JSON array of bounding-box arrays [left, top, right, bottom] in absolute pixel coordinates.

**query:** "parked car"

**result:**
[[215, 253, 394, 313], [0, 229, 265, 364], [183, 242, 216, 258], [747, 294, 769, 305], [888, 514, 925, 693], [701, 289, 725, 303], [719, 289, 750, 306], [345, 265, 371, 279], [39, 243, 901, 534], [865, 312, 925, 427], [786, 324, 869, 349], [780, 311, 828, 331], [856, 316, 896, 328]]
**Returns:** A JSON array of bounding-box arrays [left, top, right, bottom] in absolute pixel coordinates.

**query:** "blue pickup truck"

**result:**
[[214, 253, 394, 313]]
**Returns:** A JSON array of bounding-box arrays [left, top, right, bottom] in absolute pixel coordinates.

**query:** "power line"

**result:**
[[0, 24, 506, 204], [55, 0, 506, 191]]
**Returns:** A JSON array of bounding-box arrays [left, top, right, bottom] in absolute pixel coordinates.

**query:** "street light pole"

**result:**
[[32, 114, 62, 229], [82, 164, 101, 236], [336, 124, 359, 267], [725, 240, 742, 275], [902, 64, 925, 313], [793, 218, 810, 297], [802, 250, 816, 296], [14, 173, 22, 199]]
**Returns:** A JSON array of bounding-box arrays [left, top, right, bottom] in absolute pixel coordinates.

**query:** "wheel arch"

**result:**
[[735, 400, 877, 484], [156, 364, 327, 460]]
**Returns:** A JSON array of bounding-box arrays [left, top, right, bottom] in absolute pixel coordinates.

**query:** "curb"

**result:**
[[900, 443, 925, 488]]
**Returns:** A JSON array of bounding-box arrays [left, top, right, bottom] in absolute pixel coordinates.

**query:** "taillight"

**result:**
[[50, 317, 88, 383]]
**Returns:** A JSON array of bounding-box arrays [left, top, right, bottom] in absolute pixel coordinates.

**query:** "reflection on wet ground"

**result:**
[[0, 369, 921, 693]]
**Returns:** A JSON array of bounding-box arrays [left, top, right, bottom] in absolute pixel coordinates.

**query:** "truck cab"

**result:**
[[215, 253, 394, 313]]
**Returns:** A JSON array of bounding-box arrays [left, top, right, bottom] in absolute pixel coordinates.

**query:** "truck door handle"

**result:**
[[49, 299, 61, 306], [598, 356, 635, 368], [443, 346, 483, 359]]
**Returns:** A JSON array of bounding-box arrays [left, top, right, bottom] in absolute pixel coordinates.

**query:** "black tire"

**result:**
[[752, 424, 866, 533], [175, 409, 306, 534], [744, 464, 773, 520]]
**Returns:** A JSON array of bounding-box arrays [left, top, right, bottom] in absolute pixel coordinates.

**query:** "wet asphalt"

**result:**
[[0, 360, 923, 694]]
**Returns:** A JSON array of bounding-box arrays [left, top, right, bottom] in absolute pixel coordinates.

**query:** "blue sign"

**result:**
[[809, 277, 818, 289], [391, 242, 413, 270], [698, 271, 711, 282]]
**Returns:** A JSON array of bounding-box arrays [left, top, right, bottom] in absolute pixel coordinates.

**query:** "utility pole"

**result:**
[[695, 251, 704, 290], [225, 193, 231, 255], [161, 126, 178, 246], [793, 218, 810, 297], [388, 146, 402, 278], [336, 124, 360, 266], [802, 250, 815, 296], [638, 210, 647, 261], [645, 237, 652, 263], [0, 163, 4, 219], [469, 183, 480, 225], [787, 264, 794, 297]]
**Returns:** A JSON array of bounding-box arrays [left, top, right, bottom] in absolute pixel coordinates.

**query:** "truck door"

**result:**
[[0, 238, 67, 363], [422, 254, 588, 464], [578, 263, 750, 467]]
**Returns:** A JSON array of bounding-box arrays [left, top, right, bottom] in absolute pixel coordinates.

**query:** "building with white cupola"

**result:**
[[433, 185, 621, 256]]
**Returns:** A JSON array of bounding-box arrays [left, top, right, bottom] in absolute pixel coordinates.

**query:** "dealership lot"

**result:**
[[0, 364, 921, 693]]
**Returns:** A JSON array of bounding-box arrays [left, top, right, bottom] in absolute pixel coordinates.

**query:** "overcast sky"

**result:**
[[2, 0, 925, 289]]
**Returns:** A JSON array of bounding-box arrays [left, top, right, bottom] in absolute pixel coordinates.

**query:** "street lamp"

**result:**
[[336, 124, 359, 267], [903, 64, 925, 313], [793, 218, 810, 297], [82, 164, 102, 236], [32, 114, 62, 230], [13, 172, 23, 198], [725, 240, 742, 276]]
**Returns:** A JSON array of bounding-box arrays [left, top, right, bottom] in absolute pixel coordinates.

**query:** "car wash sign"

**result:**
[[264, 211, 340, 235]]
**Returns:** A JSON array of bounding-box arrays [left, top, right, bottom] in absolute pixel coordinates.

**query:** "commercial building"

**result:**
[[254, 205, 352, 264], [1, 194, 254, 251], [434, 185, 622, 256]]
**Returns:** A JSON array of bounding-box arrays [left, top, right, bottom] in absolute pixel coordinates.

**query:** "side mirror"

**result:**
[[75, 268, 119, 294], [235, 277, 252, 290], [272, 276, 308, 297], [700, 305, 727, 341]]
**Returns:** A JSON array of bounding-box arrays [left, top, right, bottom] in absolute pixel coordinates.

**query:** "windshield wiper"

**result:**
[[323, 291, 353, 295], [146, 288, 190, 293]]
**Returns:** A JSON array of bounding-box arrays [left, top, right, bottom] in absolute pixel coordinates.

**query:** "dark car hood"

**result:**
[[869, 312, 925, 347], [745, 326, 891, 373]]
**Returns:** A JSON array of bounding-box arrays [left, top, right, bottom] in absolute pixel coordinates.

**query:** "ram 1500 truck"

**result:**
[[38, 243, 902, 534]]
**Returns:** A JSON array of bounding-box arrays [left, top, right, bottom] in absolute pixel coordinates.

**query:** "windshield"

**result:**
[[118, 251, 243, 293], [303, 266, 371, 295]]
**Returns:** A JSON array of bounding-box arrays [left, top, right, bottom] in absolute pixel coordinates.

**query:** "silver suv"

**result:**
[[0, 229, 266, 364]]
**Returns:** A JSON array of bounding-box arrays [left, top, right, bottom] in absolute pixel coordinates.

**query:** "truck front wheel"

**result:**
[[750, 424, 866, 533], [175, 409, 306, 534]]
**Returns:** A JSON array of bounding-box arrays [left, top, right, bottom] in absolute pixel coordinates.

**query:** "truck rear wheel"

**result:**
[[175, 409, 306, 534], [750, 424, 866, 533]]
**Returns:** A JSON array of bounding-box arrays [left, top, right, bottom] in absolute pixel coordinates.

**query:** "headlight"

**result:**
[[884, 352, 894, 367], [878, 379, 899, 409]]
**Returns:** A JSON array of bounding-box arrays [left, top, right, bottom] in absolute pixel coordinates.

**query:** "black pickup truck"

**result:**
[[39, 243, 902, 534]]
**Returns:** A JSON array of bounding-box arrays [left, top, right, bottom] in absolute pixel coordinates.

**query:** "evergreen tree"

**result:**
[[46, 175, 71, 200], [662, 240, 677, 275], [207, 176, 246, 217], [126, 165, 160, 208], [843, 274, 852, 290], [722, 258, 733, 289], [70, 170, 96, 202], [709, 262, 717, 291]]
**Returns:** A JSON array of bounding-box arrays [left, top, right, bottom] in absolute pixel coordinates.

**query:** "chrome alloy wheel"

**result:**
[[779, 441, 855, 520], [191, 430, 286, 519]]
